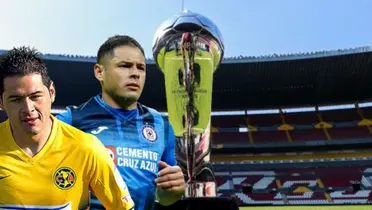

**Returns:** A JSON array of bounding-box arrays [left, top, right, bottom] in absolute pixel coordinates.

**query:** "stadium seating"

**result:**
[[214, 167, 372, 205], [211, 106, 372, 145]]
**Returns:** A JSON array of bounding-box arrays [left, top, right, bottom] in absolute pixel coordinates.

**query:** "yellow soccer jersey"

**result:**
[[0, 116, 134, 210]]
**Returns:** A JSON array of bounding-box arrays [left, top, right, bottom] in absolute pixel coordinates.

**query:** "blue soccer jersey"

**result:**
[[57, 95, 177, 210]]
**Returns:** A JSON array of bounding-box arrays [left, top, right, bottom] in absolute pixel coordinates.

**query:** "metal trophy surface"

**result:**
[[152, 10, 224, 198]]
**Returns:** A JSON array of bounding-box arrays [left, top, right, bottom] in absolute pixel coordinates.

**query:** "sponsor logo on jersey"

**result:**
[[91, 126, 109, 135], [106, 146, 117, 165], [142, 125, 157, 142], [54, 167, 76, 190], [122, 194, 133, 203]]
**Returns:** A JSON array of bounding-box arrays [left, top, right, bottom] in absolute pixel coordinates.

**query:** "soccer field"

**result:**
[[239, 206, 371, 210]]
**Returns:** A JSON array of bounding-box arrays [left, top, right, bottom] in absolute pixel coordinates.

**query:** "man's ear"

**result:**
[[94, 63, 105, 84], [49, 81, 56, 103]]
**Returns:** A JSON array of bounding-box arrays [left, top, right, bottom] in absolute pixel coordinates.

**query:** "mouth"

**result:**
[[22, 117, 39, 125], [126, 83, 140, 90]]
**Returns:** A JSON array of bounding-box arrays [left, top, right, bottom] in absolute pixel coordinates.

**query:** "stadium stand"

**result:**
[[214, 166, 372, 205]]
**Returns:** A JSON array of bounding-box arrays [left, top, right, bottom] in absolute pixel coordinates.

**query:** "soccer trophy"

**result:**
[[152, 10, 224, 200]]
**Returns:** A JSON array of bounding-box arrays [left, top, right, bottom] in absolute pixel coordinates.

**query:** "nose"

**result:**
[[21, 98, 35, 114], [129, 66, 141, 79]]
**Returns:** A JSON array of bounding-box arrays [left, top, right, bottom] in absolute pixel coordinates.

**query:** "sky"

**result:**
[[1, 0, 372, 59]]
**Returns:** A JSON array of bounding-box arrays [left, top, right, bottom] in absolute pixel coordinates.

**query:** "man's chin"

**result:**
[[117, 94, 139, 104], [22, 126, 41, 136]]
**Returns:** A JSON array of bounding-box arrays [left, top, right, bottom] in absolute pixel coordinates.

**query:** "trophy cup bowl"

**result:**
[[152, 10, 224, 199]]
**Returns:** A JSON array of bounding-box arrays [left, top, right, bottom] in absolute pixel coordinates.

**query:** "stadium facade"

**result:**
[[1, 46, 372, 206]]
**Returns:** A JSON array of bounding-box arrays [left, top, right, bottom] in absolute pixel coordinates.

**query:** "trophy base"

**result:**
[[154, 197, 239, 210], [185, 181, 216, 197]]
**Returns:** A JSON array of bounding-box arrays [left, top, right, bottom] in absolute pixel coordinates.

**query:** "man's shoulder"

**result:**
[[140, 104, 168, 121], [57, 119, 99, 147], [67, 96, 99, 114], [57, 120, 107, 164], [58, 95, 109, 126]]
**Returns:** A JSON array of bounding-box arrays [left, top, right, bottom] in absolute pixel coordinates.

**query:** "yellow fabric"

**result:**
[[0, 116, 134, 210]]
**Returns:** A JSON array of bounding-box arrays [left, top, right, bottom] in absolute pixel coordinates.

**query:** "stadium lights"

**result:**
[[318, 103, 356, 111], [358, 102, 372, 108]]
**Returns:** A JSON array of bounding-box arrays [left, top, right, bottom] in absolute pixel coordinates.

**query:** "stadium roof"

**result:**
[[1, 46, 372, 111]]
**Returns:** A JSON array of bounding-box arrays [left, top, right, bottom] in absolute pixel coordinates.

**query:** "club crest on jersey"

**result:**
[[142, 125, 157, 142], [54, 167, 76, 190]]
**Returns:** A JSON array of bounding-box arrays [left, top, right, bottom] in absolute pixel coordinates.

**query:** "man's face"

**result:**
[[1, 74, 55, 135], [99, 45, 146, 106]]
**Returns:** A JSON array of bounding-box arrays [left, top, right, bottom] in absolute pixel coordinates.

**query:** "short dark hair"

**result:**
[[0, 46, 51, 95], [97, 35, 145, 64]]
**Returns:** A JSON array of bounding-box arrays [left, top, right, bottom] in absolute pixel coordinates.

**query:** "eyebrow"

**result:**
[[115, 59, 145, 65], [7, 91, 44, 100]]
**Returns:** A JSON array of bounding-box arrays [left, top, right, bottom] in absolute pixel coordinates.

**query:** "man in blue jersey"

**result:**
[[57, 35, 186, 210]]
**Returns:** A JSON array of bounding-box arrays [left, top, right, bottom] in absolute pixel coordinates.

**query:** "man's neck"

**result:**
[[101, 92, 137, 110], [11, 117, 53, 157]]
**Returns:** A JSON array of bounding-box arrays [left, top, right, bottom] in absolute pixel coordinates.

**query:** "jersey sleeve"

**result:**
[[161, 122, 177, 166], [88, 136, 135, 210], [56, 107, 72, 125]]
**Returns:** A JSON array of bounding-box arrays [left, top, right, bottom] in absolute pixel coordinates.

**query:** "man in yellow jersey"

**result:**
[[0, 46, 135, 210]]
